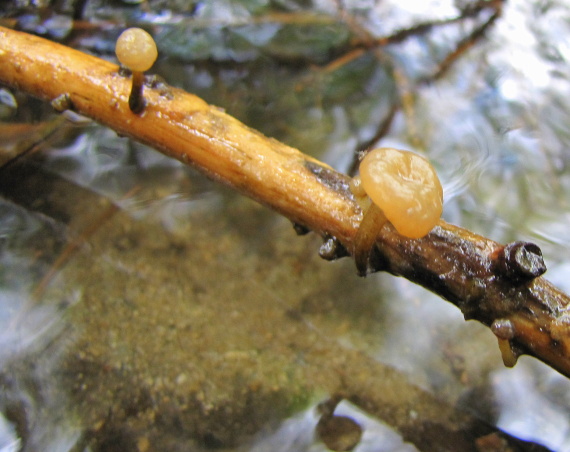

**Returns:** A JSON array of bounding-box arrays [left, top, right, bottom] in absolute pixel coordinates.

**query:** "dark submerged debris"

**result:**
[[475, 431, 552, 452], [316, 397, 363, 452]]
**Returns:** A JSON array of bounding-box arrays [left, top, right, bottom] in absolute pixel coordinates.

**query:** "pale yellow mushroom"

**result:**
[[115, 27, 158, 114], [351, 148, 443, 276]]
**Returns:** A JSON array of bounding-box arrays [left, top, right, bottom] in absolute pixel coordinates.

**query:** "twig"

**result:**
[[347, 0, 503, 50], [0, 116, 68, 169], [31, 186, 141, 300], [329, 0, 503, 173], [347, 104, 398, 177], [1, 26, 570, 378], [429, 6, 503, 81]]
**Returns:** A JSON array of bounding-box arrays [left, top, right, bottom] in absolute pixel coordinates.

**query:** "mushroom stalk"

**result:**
[[129, 70, 145, 114], [353, 203, 387, 276]]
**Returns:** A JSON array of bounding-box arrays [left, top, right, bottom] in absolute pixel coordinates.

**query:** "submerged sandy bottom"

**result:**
[[0, 159, 559, 452]]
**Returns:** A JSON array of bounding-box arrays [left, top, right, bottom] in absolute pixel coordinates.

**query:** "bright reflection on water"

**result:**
[[382, 1, 570, 448], [332, 0, 570, 449], [0, 412, 19, 452], [493, 361, 570, 452], [248, 401, 419, 452], [0, 202, 80, 451]]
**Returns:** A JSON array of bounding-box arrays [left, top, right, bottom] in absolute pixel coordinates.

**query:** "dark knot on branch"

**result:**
[[497, 241, 547, 283]]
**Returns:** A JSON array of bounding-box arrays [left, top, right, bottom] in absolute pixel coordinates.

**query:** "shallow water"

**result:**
[[2, 0, 570, 451]]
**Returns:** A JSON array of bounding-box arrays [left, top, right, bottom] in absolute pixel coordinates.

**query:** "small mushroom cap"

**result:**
[[359, 148, 443, 238], [115, 28, 158, 72]]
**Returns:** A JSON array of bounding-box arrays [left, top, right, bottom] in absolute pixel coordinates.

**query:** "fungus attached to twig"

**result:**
[[351, 148, 443, 276], [115, 27, 158, 114], [491, 318, 519, 368]]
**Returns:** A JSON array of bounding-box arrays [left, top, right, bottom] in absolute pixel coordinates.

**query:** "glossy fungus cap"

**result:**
[[115, 28, 158, 72], [359, 148, 443, 238]]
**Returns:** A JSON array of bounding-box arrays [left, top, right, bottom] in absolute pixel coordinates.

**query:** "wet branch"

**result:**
[[1, 26, 570, 378]]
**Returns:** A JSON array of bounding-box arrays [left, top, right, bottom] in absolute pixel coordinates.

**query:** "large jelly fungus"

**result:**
[[115, 28, 158, 114], [360, 148, 443, 238], [351, 147, 443, 276]]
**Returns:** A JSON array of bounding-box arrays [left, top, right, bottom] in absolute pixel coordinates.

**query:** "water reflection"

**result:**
[[0, 412, 19, 452], [248, 400, 419, 452], [2, 0, 570, 450], [493, 360, 570, 451], [0, 132, 555, 450]]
